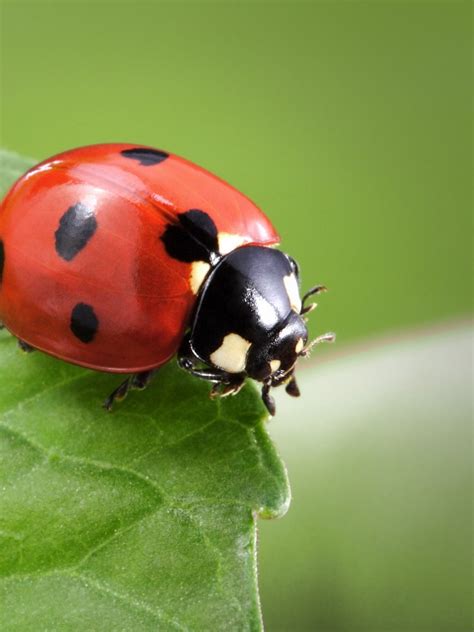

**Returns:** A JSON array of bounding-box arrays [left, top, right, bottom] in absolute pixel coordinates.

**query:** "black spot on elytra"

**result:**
[[161, 209, 219, 263], [70, 303, 99, 343], [0, 240, 4, 284], [55, 203, 97, 262], [121, 147, 169, 166]]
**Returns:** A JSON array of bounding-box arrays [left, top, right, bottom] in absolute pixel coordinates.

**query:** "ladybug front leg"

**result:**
[[301, 285, 327, 315], [179, 356, 245, 394], [209, 376, 245, 399], [177, 334, 245, 397], [103, 369, 156, 411]]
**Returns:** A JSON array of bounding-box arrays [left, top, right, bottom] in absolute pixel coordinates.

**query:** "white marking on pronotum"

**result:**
[[190, 261, 211, 295], [270, 359, 281, 373], [218, 232, 247, 255], [295, 338, 304, 354], [210, 333, 251, 373], [244, 287, 276, 329], [283, 274, 302, 313]]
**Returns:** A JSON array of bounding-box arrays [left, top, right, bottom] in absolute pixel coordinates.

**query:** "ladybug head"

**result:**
[[244, 298, 335, 415], [234, 248, 335, 415], [245, 310, 308, 384], [184, 245, 334, 415]]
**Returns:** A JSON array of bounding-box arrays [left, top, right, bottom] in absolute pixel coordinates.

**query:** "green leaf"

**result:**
[[259, 324, 472, 631], [0, 151, 290, 631], [0, 149, 36, 198]]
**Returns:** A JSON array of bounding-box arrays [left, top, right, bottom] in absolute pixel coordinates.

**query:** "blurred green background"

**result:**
[[1, 1, 471, 630]]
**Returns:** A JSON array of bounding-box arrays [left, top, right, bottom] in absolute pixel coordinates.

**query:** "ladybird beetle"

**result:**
[[0, 144, 334, 415]]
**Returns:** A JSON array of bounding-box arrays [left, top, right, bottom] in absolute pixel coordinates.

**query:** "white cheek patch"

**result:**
[[210, 333, 251, 373], [284, 274, 302, 313], [218, 232, 248, 255], [270, 359, 281, 373], [190, 261, 211, 295], [295, 338, 304, 354]]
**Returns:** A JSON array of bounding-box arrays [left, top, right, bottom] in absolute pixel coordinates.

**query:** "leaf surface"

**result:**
[[0, 151, 290, 631]]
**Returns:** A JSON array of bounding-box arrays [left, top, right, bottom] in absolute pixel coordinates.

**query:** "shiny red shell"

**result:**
[[0, 143, 279, 372]]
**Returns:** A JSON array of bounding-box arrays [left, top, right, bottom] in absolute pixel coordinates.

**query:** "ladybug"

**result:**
[[0, 144, 334, 415]]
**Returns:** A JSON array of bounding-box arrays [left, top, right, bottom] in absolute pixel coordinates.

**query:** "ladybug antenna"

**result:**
[[301, 285, 327, 315], [300, 332, 336, 357]]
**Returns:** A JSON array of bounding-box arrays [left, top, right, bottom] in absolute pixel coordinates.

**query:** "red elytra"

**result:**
[[0, 144, 279, 372]]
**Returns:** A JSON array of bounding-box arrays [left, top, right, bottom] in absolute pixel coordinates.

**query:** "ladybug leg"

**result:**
[[180, 361, 244, 394], [130, 369, 156, 391], [209, 375, 245, 399], [301, 284, 327, 315], [178, 335, 245, 397], [103, 370, 156, 411], [261, 381, 276, 416], [18, 339, 35, 353], [103, 378, 132, 411]]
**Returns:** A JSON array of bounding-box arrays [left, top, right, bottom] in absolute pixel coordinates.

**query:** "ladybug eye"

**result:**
[[286, 255, 300, 278]]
